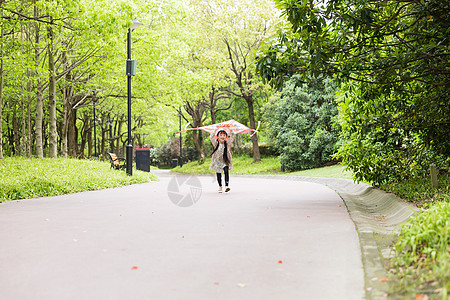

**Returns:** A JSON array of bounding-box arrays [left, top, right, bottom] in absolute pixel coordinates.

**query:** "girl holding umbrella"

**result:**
[[178, 119, 259, 194], [210, 127, 234, 193]]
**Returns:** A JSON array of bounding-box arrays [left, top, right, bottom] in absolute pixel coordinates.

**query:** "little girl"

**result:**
[[210, 128, 234, 193]]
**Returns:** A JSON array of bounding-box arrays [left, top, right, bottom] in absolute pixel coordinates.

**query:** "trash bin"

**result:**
[[135, 148, 150, 172], [171, 158, 178, 168]]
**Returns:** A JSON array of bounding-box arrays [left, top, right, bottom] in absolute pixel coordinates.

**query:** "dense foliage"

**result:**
[[265, 76, 339, 171], [256, 0, 450, 184], [0, 0, 176, 160], [334, 82, 449, 185], [0, 0, 280, 162]]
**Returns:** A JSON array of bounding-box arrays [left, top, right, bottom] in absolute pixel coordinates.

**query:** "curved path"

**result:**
[[0, 170, 364, 299]]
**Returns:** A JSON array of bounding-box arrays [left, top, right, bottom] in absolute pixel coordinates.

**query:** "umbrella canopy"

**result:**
[[179, 119, 260, 137]]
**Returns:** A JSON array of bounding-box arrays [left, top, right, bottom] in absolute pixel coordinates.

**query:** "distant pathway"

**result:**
[[0, 170, 364, 299]]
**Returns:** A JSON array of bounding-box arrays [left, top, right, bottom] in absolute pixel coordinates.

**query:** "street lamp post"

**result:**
[[106, 119, 113, 152], [126, 18, 143, 176], [178, 106, 183, 167]]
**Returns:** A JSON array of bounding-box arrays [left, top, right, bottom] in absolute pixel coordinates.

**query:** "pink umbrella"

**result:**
[[179, 119, 260, 137]]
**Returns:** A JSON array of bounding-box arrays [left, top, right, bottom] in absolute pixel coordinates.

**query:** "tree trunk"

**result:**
[[210, 111, 216, 124], [26, 71, 32, 157], [0, 70, 3, 159], [34, 5, 43, 158], [61, 52, 69, 158], [87, 122, 92, 158], [245, 97, 261, 162], [107, 115, 113, 153], [47, 21, 57, 158], [26, 21, 32, 158], [208, 87, 231, 124], [115, 118, 124, 155], [79, 113, 90, 158], [192, 130, 206, 163], [19, 25, 27, 157], [13, 106, 20, 156], [35, 87, 44, 158], [0, 13, 3, 160], [21, 102, 26, 156], [101, 127, 106, 158], [184, 99, 207, 163], [6, 111, 13, 152], [62, 89, 68, 158], [67, 108, 77, 157]]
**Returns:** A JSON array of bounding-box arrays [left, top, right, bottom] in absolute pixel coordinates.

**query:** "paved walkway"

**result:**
[[0, 170, 364, 300]]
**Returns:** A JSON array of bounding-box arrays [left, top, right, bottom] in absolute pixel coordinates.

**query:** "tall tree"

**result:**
[[47, 16, 57, 158], [182, 98, 207, 163], [191, 0, 280, 162], [223, 37, 264, 162], [33, 3, 45, 158]]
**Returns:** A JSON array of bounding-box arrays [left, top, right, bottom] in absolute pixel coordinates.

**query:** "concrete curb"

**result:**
[[231, 174, 419, 300]]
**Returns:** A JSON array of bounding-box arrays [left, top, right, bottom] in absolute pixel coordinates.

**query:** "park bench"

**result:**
[[107, 153, 126, 170]]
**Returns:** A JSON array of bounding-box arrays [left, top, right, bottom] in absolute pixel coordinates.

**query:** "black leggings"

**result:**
[[216, 166, 229, 187]]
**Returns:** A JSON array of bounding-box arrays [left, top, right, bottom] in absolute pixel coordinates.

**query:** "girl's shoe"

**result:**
[[218, 186, 223, 193], [225, 187, 230, 193]]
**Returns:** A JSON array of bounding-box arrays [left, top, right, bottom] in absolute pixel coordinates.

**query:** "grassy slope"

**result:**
[[0, 157, 156, 202], [380, 173, 449, 206], [173, 155, 353, 179], [381, 173, 449, 298]]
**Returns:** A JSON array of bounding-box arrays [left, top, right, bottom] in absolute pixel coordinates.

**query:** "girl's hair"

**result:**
[[211, 131, 230, 165]]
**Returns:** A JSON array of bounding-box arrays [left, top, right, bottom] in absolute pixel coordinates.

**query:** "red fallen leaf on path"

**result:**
[[278, 260, 283, 264], [307, 216, 310, 218], [182, 236, 185, 238], [131, 266, 138, 270], [379, 278, 388, 282], [416, 294, 429, 300]]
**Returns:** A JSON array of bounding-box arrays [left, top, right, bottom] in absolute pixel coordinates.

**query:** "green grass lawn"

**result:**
[[173, 155, 353, 179], [0, 157, 157, 202], [289, 164, 353, 179]]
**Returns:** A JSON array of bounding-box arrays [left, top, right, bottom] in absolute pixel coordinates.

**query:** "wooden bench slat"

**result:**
[[107, 152, 126, 170]]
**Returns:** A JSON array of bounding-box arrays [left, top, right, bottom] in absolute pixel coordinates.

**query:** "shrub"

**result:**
[[264, 75, 339, 171], [151, 138, 198, 166]]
